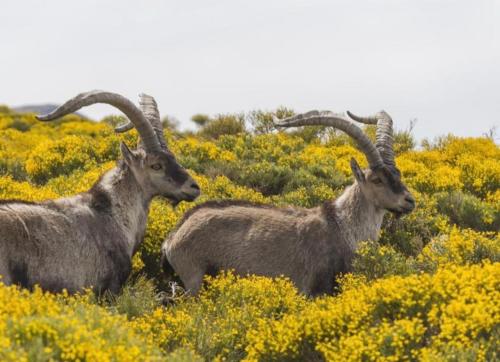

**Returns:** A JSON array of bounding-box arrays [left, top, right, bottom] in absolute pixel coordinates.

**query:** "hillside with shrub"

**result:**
[[0, 107, 498, 361]]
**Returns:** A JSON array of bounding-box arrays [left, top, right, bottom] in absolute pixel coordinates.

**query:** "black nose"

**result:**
[[405, 195, 415, 206]]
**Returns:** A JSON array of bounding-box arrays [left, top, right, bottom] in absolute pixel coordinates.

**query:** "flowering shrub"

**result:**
[[418, 227, 500, 272], [0, 284, 164, 361], [245, 263, 499, 361], [132, 272, 305, 360], [25, 135, 119, 184], [0, 109, 498, 360]]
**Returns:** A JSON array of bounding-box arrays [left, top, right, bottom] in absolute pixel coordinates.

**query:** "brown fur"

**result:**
[[162, 162, 415, 296]]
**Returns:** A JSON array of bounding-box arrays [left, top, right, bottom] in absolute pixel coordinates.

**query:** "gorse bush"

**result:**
[[354, 227, 499, 280], [418, 227, 500, 273], [0, 108, 498, 361], [245, 263, 499, 362], [436, 190, 500, 232], [0, 285, 165, 361], [352, 240, 416, 280], [132, 272, 306, 361], [378, 191, 445, 256]]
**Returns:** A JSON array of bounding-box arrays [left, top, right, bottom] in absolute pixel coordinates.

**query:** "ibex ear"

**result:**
[[350, 158, 365, 183], [120, 142, 137, 167]]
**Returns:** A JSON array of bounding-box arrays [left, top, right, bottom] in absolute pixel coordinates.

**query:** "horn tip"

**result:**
[[36, 114, 51, 121], [114, 122, 134, 133], [272, 114, 286, 127], [139, 93, 155, 102]]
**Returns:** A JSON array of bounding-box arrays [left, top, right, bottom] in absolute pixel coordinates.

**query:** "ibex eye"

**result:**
[[151, 164, 162, 170]]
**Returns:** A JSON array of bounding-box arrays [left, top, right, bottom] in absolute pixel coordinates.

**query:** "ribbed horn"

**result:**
[[37, 90, 162, 153], [347, 110, 395, 167], [273, 110, 384, 169], [139, 93, 167, 149]]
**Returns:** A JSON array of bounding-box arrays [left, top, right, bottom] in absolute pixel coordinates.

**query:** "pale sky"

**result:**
[[1, 0, 499, 140]]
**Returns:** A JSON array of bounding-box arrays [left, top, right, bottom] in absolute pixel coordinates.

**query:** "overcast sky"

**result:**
[[1, 0, 499, 140]]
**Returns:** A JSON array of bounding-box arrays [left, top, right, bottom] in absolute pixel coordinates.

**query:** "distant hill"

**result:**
[[12, 104, 88, 119]]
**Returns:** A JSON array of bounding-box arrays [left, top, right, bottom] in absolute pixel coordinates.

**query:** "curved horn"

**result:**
[[114, 121, 135, 133], [347, 110, 395, 167], [37, 90, 162, 152], [273, 110, 384, 169], [345, 111, 378, 125], [139, 93, 167, 149]]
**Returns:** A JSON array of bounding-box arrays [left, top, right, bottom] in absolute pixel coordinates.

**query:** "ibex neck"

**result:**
[[333, 182, 385, 250], [96, 163, 151, 256]]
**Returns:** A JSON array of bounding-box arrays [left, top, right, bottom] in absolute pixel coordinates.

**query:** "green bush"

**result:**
[[8, 117, 33, 132], [238, 161, 293, 196], [100, 114, 128, 128], [101, 275, 161, 320], [202, 159, 241, 180], [289, 125, 328, 143], [436, 191, 500, 231], [191, 113, 211, 127], [352, 240, 416, 281], [279, 184, 337, 208], [164, 348, 203, 362], [394, 129, 416, 154], [379, 192, 443, 256], [247, 106, 294, 134], [198, 113, 246, 139]]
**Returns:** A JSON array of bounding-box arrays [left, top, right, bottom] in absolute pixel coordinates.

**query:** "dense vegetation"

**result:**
[[0, 107, 498, 361]]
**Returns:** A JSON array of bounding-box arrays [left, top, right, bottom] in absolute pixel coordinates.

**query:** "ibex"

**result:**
[[0, 91, 200, 294], [162, 110, 415, 296]]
